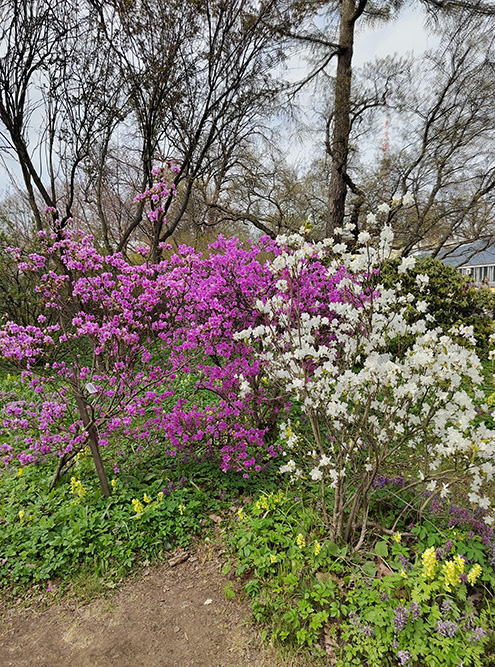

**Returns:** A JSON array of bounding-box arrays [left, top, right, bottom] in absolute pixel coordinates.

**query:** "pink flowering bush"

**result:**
[[0, 189, 349, 493]]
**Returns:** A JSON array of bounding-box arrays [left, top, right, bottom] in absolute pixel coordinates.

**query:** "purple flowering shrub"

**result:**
[[0, 206, 349, 493]]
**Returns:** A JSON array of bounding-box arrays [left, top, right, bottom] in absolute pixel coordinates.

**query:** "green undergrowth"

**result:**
[[0, 445, 280, 602], [227, 489, 495, 666]]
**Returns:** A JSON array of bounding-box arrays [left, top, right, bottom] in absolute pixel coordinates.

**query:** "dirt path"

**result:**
[[0, 546, 299, 667]]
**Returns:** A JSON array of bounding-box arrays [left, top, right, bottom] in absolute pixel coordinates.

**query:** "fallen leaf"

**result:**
[[321, 624, 339, 665], [468, 591, 483, 604], [169, 551, 189, 568], [376, 560, 394, 579]]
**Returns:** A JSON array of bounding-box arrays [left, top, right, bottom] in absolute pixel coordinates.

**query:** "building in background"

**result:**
[[438, 241, 495, 287]]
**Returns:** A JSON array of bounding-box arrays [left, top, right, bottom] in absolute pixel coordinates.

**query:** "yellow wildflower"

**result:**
[[270, 553, 277, 563], [400, 569, 408, 578], [157, 491, 164, 501], [314, 541, 322, 556], [17, 468, 23, 476], [143, 493, 152, 503], [178, 504, 186, 515], [393, 533, 402, 543], [296, 533, 305, 549], [467, 564, 482, 585], [454, 554, 465, 573], [70, 476, 86, 498], [422, 547, 438, 580], [19, 510, 25, 521], [111, 479, 117, 488], [132, 498, 144, 517], [237, 507, 246, 520], [442, 559, 461, 591], [256, 497, 268, 511]]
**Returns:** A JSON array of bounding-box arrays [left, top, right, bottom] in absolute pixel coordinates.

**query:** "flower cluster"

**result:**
[[0, 218, 298, 484], [70, 476, 86, 498], [394, 602, 421, 632], [422, 547, 439, 581], [467, 564, 482, 585], [2, 196, 495, 547], [254, 491, 286, 513], [442, 555, 465, 591], [437, 619, 459, 638], [397, 650, 412, 666], [234, 214, 495, 544], [132, 498, 145, 517]]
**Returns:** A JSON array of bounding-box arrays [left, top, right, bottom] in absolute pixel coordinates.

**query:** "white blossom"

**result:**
[[310, 467, 323, 481], [398, 256, 416, 274]]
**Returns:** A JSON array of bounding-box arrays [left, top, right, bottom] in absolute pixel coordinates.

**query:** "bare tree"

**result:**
[[0, 0, 70, 228], [202, 142, 328, 238], [88, 0, 295, 260], [0, 0, 298, 257], [348, 16, 495, 256], [282, 0, 495, 236]]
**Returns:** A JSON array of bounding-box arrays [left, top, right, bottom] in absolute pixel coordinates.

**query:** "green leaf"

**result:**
[[374, 541, 389, 557], [224, 583, 235, 599], [362, 561, 377, 578]]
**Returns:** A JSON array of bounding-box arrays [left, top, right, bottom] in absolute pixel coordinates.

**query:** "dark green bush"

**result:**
[[380, 257, 495, 348]]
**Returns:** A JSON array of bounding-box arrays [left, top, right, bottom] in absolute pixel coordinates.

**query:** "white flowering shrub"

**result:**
[[234, 204, 495, 551]]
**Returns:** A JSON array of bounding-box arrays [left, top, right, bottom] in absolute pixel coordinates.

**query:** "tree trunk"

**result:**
[[73, 384, 111, 497], [326, 0, 357, 237]]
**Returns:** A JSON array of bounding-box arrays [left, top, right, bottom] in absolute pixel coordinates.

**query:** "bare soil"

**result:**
[[0, 545, 302, 667]]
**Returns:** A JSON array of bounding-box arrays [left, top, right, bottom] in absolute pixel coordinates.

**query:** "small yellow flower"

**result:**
[[132, 498, 144, 516], [143, 493, 152, 503], [178, 504, 186, 515], [237, 507, 246, 520], [17, 468, 23, 476], [314, 541, 322, 556], [393, 533, 402, 544], [111, 479, 117, 488], [157, 491, 164, 501], [270, 553, 277, 563], [19, 510, 25, 521], [70, 476, 86, 498], [467, 564, 482, 585], [296, 533, 305, 549], [442, 559, 461, 591], [422, 547, 438, 580], [400, 569, 408, 578], [454, 554, 465, 573]]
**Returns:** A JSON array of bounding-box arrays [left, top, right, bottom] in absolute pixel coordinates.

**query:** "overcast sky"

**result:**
[[355, 5, 436, 66]]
